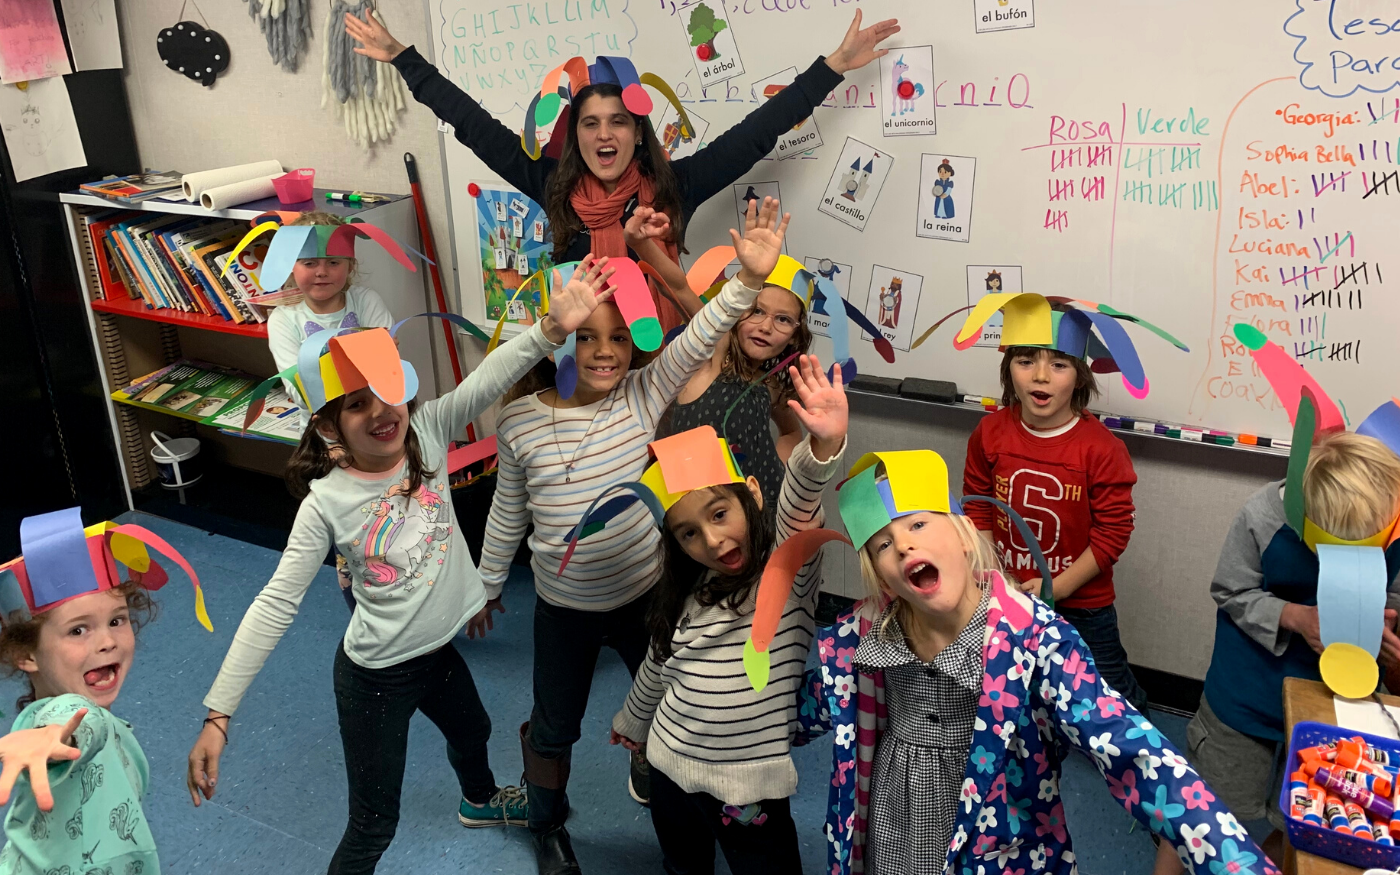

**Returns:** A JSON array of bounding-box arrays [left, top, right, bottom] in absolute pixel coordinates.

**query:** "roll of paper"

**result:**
[[182, 160, 283, 202], [200, 175, 278, 210]]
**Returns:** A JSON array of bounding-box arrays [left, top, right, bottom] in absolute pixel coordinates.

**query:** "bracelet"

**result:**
[[203, 716, 229, 744]]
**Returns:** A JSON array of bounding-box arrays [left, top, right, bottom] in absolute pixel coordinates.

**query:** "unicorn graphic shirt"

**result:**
[[348, 477, 455, 596]]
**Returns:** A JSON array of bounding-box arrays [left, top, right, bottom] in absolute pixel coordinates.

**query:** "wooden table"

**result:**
[[1281, 677, 1400, 874]]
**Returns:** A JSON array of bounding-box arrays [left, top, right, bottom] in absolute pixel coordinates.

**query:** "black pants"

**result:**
[[649, 767, 802, 875], [1059, 603, 1151, 714], [526, 591, 652, 828], [328, 642, 497, 874]]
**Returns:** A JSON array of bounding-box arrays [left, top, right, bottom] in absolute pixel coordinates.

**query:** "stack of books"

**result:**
[[113, 360, 304, 444], [81, 209, 270, 324], [80, 172, 185, 204]]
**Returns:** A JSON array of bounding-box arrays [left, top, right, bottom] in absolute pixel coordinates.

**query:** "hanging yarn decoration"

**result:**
[[242, 0, 312, 72], [322, 1, 406, 149]]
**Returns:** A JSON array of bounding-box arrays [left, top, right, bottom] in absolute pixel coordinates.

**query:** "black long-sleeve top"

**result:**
[[391, 46, 844, 263]]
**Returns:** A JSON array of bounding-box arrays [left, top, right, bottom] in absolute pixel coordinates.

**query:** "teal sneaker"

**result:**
[[458, 785, 528, 828]]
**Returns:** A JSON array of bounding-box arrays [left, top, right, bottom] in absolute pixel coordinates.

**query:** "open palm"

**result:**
[[788, 355, 847, 456], [731, 197, 789, 286], [825, 11, 901, 75], [548, 256, 616, 336], [345, 10, 406, 63]]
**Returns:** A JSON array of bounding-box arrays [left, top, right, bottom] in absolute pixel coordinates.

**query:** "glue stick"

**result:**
[[1340, 737, 1394, 767], [1299, 741, 1340, 764], [1326, 794, 1353, 833], [1374, 818, 1396, 845], [1289, 772, 1326, 826], [1304, 760, 1395, 799], [1346, 801, 1375, 839], [1311, 765, 1397, 818]]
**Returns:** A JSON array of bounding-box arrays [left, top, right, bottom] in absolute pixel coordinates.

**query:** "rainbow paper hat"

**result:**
[[242, 313, 488, 431], [559, 426, 743, 572], [917, 293, 1189, 399], [522, 56, 693, 160], [484, 257, 665, 400], [221, 212, 427, 293], [1237, 322, 1400, 698], [0, 508, 211, 631], [684, 248, 897, 379]]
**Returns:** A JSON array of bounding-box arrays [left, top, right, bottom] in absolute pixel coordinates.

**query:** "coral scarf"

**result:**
[[569, 162, 684, 332]]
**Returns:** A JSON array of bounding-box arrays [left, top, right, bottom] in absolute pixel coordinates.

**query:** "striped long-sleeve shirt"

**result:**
[[611, 436, 845, 806], [479, 276, 762, 611]]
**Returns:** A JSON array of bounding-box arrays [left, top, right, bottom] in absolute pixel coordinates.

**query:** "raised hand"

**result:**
[[624, 206, 671, 247], [731, 197, 790, 290], [542, 256, 617, 342], [825, 10, 901, 75], [345, 10, 406, 63], [0, 708, 86, 812], [787, 355, 847, 461]]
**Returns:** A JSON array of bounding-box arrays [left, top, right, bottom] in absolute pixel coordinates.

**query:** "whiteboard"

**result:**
[[431, 0, 1400, 439]]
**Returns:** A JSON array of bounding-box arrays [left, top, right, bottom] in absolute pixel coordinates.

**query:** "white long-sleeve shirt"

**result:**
[[204, 322, 561, 716], [479, 276, 762, 611], [611, 437, 844, 806]]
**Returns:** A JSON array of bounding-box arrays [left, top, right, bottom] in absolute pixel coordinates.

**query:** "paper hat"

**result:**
[[522, 55, 693, 160], [920, 293, 1189, 399], [683, 248, 897, 379], [241, 313, 488, 431], [221, 212, 427, 293], [484, 257, 665, 401], [0, 508, 211, 632], [1236, 322, 1400, 698], [559, 426, 744, 572]]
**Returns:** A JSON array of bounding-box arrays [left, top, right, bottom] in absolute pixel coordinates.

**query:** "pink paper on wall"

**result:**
[[0, 0, 73, 84]]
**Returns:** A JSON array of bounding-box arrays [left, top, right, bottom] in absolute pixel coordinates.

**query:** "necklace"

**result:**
[[547, 390, 606, 483]]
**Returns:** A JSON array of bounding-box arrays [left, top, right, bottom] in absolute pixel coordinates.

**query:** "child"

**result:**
[[797, 452, 1280, 875], [0, 508, 209, 874], [955, 294, 1190, 715], [608, 354, 847, 873], [1178, 333, 1400, 870], [477, 199, 787, 873], [184, 260, 616, 872]]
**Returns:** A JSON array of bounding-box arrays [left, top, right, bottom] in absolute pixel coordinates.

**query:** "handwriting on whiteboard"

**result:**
[[1285, 0, 1400, 98]]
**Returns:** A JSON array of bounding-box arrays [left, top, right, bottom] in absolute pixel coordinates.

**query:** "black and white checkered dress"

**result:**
[[855, 592, 989, 875]]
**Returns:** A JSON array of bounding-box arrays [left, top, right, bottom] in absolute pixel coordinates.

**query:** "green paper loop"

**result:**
[[535, 92, 563, 127], [1286, 391, 1316, 540], [1232, 323, 1269, 351], [743, 638, 770, 692], [629, 316, 663, 352]]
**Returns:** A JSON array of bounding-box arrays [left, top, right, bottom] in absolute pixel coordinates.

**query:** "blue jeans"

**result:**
[[1058, 604, 1150, 714]]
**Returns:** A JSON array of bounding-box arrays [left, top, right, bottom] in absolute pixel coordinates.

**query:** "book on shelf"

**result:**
[[113, 360, 303, 443], [80, 172, 184, 203], [214, 245, 269, 323]]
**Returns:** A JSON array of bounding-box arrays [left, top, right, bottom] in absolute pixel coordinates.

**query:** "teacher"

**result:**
[[346, 11, 898, 332]]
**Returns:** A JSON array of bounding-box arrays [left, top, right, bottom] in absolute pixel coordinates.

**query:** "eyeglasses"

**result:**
[[742, 307, 800, 331]]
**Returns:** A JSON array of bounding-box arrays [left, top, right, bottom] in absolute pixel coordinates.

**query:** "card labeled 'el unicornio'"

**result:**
[[656, 103, 710, 160], [879, 46, 936, 137], [734, 181, 788, 254], [752, 68, 823, 159], [818, 138, 893, 232], [802, 256, 854, 339], [863, 266, 924, 353], [965, 265, 1024, 349], [682, 0, 744, 87], [917, 154, 977, 243]]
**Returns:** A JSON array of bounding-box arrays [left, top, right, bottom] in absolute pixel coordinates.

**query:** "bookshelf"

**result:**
[[59, 188, 442, 542]]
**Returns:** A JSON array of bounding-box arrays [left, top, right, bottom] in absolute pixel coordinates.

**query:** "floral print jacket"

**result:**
[[795, 572, 1280, 875]]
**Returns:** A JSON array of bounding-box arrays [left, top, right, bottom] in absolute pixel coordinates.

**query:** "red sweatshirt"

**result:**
[[962, 406, 1137, 609]]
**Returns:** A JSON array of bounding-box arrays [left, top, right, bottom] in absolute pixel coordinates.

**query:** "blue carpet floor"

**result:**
[[0, 513, 1264, 873]]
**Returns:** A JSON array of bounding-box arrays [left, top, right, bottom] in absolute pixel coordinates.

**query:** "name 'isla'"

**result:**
[[983, 8, 1027, 21], [702, 58, 736, 79]]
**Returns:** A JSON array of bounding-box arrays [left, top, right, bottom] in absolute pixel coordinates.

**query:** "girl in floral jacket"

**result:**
[[796, 449, 1279, 875]]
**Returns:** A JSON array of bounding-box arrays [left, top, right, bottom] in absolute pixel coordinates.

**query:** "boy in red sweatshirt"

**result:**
[[962, 344, 1145, 712]]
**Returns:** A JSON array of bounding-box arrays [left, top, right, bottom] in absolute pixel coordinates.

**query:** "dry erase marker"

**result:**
[[1155, 424, 1171, 435], [325, 191, 363, 203], [1239, 434, 1258, 445], [1167, 428, 1181, 438], [1274, 439, 1291, 449], [1104, 417, 1121, 428], [963, 394, 982, 405], [1257, 437, 1273, 448], [1134, 421, 1156, 433], [1181, 429, 1204, 442]]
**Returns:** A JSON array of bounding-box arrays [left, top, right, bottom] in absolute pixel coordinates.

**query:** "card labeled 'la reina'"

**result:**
[[879, 47, 937, 137], [917, 154, 977, 243], [802, 256, 854, 339], [819, 138, 893, 232], [682, 0, 744, 87], [752, 68, 823, 159], [974, 0, 1035, 33]]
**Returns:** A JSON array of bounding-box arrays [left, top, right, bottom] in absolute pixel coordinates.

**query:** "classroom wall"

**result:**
[[112, 0, 485, 391], [825, 393, 1287, 681]]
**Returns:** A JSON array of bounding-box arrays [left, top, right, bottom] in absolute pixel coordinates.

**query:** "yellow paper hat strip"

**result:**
[[638, 437, 744, 513], [1303, 515, 1400, 551]]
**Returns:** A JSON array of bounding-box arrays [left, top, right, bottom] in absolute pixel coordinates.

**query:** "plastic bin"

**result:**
[[1281, 719, 1400, 868], [150, 431, 203, 488], [272, 168, 315, 204]]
